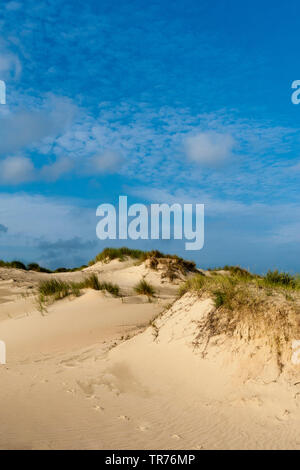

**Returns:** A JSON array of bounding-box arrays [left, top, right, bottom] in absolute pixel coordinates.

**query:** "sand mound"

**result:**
[[100, 291, 300, 449], [1, 259, 300, 449]]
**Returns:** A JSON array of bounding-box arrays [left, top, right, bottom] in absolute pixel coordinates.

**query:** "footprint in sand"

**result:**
[[61, 361, 77, 368], [76, 380, 95, 398], [275, 409, 291, 421], [93, 405, 104, 412], [171, 434, 183, 440], [137, 424, 149, 432], [118, 415, 130, 421]]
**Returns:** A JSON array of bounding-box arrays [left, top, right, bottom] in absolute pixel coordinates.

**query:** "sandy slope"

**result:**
[[0, 260, 300, 449]]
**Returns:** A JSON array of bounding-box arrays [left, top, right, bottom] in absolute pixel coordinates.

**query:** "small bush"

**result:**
[[0, 260, 11, 268], [27, 263, 51, 273], [10, 260, 27, 270], [134, 279, 156, 297], [213, 290, 226, 308], [54, 267, 68, 273], [264, 270, 296, 288]]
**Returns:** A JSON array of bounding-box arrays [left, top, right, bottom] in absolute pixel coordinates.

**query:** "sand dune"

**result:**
[[0, 258, 300, 449]]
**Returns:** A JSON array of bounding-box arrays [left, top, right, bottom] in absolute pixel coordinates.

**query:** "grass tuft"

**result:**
[[134, 279, 156, 298], [38, 279, 80, 301], [37, 274, 120, 312]]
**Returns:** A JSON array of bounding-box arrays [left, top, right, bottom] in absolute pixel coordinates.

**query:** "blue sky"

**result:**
[[1, 0, 300, 272]]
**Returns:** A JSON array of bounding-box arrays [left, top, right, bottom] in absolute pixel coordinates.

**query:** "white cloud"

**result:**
[[0, 37, 22, 80], [0, 52, 21, 79], [84, 150, 124, 175], [0, 95, 76, 156], [185, 131, 236, 166], [40, 157, 74, 182], [0, 156, 34, 184]]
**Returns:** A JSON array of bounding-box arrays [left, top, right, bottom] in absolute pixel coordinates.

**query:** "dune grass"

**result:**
[[134, 279, 156, 298], [37, 274, 120, 312], [38, 279, 81, 301], [78, 274, 120, 296], [180, 271, 300, 370], [88, 247, 197, 271], [89, 247, 145, 264], [79, 273, 101, 290]]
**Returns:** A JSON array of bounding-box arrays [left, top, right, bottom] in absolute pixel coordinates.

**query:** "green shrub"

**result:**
[[27, 263, 51, 273], [0, 260, 11, 268], [264, 270, 296, 288], [213, 290, 226, 308], [10, 260, 27, 270]]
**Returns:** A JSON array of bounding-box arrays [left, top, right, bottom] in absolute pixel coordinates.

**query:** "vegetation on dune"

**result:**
[[88, 247, 197, 275], [219, 265, 256, 279], [27, 263, 52, 273], [53, 265, 87, 273], [0, 260, 87, 273], [89, 247, 146, 264], [37, 274, 120, 312], [0, 247, 197, 276], [134, 279, 156, 298], [179, 271, 300, 371], [263, 269, 296, 288], [208, 266, 300, 289], [38, 279, 81, 300], [0, 260, 28, 270], [1, 249, 299, 289], [78, 274, 120, 296]]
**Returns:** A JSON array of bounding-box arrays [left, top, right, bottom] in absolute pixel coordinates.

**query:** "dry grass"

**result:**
[[180, 273, 300, 371]]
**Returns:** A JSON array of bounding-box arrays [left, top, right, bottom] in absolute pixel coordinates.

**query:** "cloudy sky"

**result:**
[[0, 0, 300, 272]]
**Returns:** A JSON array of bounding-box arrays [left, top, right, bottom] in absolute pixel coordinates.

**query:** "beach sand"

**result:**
[[0, 259, 300, 450]]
